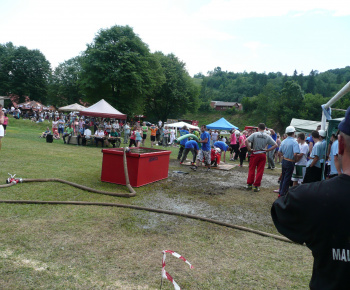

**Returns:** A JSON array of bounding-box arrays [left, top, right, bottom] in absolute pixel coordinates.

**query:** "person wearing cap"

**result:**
[[277, 126, 300, 196], [271, 106, 350, 289], [303, 130, 324, 183], [245, 123, 277, 192]]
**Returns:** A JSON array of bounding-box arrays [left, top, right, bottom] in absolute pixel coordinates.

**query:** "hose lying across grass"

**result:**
[[0, 149, 293, 244]]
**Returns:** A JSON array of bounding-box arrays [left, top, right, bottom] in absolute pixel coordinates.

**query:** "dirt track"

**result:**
[[134, 159, 281, 232]]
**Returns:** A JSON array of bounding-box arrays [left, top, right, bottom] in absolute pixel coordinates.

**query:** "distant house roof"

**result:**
[[211, 101, 240, 107], [215, 101, 236, 106]]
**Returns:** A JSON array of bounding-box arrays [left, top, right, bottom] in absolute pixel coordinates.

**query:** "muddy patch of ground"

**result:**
[[134, 161, 279, 231], [134, 191, 272, 231]]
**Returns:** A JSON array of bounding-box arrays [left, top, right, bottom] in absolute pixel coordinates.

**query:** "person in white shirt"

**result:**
[[112, 121, 120, 130], [292, 133, 309, 186], [94, 127, 105, 147], [82, 126, 92, 146]]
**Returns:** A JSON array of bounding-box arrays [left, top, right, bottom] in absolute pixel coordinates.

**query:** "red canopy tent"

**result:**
[[80, 99, 126, 119], [17, 100, 44, 111]]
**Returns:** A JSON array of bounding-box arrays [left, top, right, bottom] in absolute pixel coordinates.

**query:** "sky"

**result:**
[[0, 0, 349, 77]]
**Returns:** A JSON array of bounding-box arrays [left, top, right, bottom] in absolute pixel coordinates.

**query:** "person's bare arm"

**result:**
[[309, 155, 319, 167], [295, 153, 304, 162]]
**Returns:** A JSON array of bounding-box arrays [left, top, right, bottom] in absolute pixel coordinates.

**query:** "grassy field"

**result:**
[[0, 117, 313, 289]]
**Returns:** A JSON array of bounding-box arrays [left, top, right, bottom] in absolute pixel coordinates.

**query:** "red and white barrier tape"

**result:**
[[162, 250, 193, 290]]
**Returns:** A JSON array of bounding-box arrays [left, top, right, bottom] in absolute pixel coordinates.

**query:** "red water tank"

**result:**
[[101, 147, 172, 187]]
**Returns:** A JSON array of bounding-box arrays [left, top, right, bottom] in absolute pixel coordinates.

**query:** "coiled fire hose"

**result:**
[[0, 149, 293, 244]]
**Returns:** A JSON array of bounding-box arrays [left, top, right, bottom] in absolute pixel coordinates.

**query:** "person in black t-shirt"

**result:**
[[271, 106, 350, 289]]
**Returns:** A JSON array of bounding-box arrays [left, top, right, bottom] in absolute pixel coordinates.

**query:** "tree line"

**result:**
[[195, 66, 350, 127], [1, 24, 349, 124], [0, 25, 199, 121]]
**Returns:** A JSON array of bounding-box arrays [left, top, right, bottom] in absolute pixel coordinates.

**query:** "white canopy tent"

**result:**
[[59, 103, 86, 112], [80, 99, 126, 119], [290, 117, 344, 134], [165, 121, 199, 130], [165, 121, 199, 137]]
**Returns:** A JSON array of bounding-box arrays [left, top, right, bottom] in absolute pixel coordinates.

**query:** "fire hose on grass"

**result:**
[[0, 148, 293, 244]]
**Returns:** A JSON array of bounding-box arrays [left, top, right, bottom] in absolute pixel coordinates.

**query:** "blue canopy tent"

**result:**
[[206, 117, 238, 130]]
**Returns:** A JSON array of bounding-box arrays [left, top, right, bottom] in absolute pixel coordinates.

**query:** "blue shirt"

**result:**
[[330, 140, 339, 175], [179, 129, 189, 145], [214, 141, 229, 152], [201, 131, 211, 151], [307, 141, 323, 168], [319, 139, 327, 164], [279, 137, 300, 160], [268, 133, 277, 149], [185, 140, 199, 150]]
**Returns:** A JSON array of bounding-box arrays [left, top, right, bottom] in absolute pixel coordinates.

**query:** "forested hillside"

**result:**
[[1, 24, 349, 128], [195, 66, 350, 128]]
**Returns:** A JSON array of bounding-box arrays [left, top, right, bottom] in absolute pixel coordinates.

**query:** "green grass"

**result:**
[[0, 117, 312, 289]]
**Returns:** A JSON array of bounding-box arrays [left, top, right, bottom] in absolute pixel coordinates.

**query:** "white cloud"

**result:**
[[195, 0, 350, 21], [244, 41, 268, 58]]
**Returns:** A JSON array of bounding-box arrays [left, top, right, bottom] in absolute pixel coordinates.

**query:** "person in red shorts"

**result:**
[[245, 123, 277, 192]]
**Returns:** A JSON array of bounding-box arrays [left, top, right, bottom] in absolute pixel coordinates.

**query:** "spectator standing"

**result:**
[[291, 133, 309, 186], [211, 130, 219, 146], [0, 104, 5, 150], [245, 123, 277, 192], [156, 125, 161, 145], [278, 126, 300, 196], [58, 116, 65, 138], [329, 132, 342, 178], [52, 118, 58, 135], [141, 122, 148, 146], [135, 127, 142, 147], [163, 126, 169, 147], [229, 130, 237, 161], [267, 129, 277, 169], [129, 126, 137, 147], [238, 131, 247, 167], [3, 113, 8, 135], [303, 131, 325, 183], [169, 127, 176, 146], [123, 122, 130, 144], [105, 121, 112, 135], [150, 124, 158, 148]]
